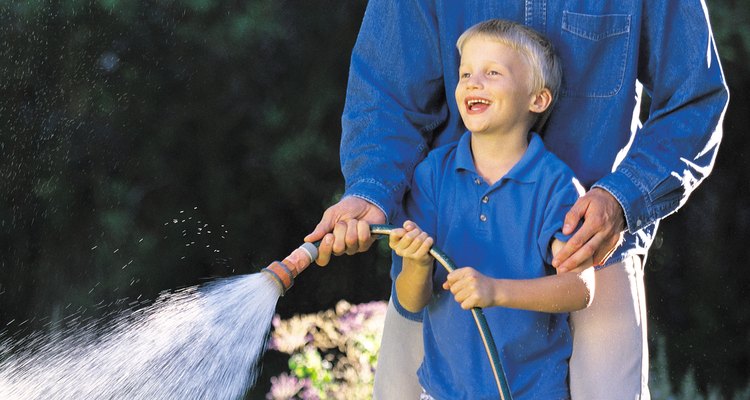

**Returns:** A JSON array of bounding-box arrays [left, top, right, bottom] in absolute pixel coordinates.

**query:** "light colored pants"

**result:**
[[373, 298, 424, 400], [373, 256, 650, 400]]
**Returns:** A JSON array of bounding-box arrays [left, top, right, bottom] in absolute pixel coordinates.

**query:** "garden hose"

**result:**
[[262, 224, 513, 400]]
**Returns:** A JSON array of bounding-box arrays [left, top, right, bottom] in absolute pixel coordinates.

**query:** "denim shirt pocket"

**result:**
[[559, 11, 631, 98]]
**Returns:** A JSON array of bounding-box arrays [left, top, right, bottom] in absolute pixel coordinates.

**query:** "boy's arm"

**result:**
[[391, 222, 435, 313], [445, 239, 594, 313], [395, 258, 434, 313]]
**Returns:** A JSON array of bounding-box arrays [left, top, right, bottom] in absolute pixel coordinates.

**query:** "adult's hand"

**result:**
[[552, 188, 626, 272], [304, 196, 387, 266]]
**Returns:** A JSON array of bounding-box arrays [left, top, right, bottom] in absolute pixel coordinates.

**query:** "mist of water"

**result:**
[[0, 273, 282, 399]]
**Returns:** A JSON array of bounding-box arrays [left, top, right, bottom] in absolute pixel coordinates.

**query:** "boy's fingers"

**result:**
[[418, 236, 433, 256], [404, 232, 427, 253], [388, 228, 405, 248], [446, 268, 466, 283]]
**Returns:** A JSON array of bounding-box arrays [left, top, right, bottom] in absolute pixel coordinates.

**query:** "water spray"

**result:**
[[262, 224, 514, 400]]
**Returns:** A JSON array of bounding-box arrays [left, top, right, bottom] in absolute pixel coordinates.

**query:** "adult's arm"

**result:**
[[306, 0, 448, 263], [554, 0, 729, 270], [339, 0, 448, 220]]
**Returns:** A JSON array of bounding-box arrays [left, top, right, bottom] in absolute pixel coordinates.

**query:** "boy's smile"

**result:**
[[465, 96, 492, 114], [455, 37, 537, 137]]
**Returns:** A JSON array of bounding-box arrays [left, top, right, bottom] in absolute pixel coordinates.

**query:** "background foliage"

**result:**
[[0, 0, 748, 397]]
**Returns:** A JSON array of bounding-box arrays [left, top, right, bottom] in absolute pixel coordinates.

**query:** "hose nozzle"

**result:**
[[261, 242, 319, 295]]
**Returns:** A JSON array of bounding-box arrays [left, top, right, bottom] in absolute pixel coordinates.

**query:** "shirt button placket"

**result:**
[[475, 176, 488, 225], [479, 190, 489, 223]]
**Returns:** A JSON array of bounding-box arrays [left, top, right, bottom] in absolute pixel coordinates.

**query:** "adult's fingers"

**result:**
[[557, 231, 605, 272], [561, 197, 587, 236], [553, 221, 597, 269], [592, 230, 623, 266], [315, 233, 334, 266], [356, 219, 373, 252], [331, 221, 349, 256], [344, 219, 360, 255]]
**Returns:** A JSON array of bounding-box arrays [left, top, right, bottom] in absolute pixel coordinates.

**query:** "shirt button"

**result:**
[[482, 196, 489, 204], [479, 214, 487, 222], [474, 178, 481, 185]]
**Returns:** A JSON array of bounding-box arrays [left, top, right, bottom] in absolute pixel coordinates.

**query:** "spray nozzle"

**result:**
[[261, 242, 318, 295]]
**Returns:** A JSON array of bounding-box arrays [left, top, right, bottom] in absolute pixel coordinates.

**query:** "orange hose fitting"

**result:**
[[261, 242, 318, 295]]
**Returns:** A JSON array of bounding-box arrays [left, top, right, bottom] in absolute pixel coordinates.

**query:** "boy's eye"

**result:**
[[460, 72, 471, 79], [488, 70, 500, 76]]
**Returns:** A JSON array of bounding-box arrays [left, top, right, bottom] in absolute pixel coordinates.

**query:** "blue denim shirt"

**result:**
[[340, 0, 729, 265], [392, 132, 580, 399]]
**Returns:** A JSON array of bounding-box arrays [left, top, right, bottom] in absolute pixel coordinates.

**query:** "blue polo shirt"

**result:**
[[392, 132, 583, 400]]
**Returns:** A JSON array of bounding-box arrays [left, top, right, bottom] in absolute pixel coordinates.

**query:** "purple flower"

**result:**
[[266, 373, 305, 399]]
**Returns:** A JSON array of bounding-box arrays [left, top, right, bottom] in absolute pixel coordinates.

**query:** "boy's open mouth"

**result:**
[[466, 98, 491, 112]]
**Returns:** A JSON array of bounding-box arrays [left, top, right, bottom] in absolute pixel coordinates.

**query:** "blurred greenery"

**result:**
[[0, 0, 748, 398]]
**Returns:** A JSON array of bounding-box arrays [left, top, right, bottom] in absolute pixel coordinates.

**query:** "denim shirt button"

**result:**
[[474, 178, 481, 185], [479, 214, 487, 222], [482, 196, 489, 204], [636, 219, 642, 227]]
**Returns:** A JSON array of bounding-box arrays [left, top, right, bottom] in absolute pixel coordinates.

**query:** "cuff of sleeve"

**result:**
[[592, 170, 650, 234], [344, 179, 395, 222], [390, 282, 425, 322]]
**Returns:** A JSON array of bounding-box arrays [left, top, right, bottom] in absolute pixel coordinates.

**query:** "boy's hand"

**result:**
[[444, 267, 496, 309], [389, 220, 434, 267], [305, 196, 386, 266]]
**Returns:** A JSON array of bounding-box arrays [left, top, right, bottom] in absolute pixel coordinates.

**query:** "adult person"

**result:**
[[305, 1, 728, 399]]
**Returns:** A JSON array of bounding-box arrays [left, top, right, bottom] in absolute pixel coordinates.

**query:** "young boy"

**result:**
[[389, 20, 594, 399]]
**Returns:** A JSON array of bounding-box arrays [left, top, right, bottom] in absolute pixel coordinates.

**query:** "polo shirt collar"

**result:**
[[454, 131, 546, 184]]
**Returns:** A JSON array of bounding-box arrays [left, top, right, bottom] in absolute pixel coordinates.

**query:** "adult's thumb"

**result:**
[[304, 213, 334, 242]]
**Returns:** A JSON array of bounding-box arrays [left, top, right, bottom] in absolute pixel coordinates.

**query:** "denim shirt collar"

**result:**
[[454, 131, 545, 184]]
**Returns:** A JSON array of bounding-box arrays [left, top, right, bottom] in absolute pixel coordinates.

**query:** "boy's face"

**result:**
[[455, 37, 538, 136]]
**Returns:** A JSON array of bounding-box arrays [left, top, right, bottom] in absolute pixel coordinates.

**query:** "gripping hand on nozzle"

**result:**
[[304, 196, 386, 266]]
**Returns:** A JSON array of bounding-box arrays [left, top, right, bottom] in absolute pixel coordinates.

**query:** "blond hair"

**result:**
[[457, 19, 562, 132]]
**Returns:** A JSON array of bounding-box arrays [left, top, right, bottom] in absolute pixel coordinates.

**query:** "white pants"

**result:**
[[373, 256, 649, 400]]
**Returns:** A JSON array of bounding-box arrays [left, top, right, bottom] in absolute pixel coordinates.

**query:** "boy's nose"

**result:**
[[467, 75, 484, 89]]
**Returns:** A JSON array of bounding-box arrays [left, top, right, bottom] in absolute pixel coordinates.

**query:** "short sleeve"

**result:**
[[390, 157, 439, 321]]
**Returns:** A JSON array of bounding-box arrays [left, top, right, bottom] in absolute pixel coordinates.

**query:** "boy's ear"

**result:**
[[529, 88, 553, 114]]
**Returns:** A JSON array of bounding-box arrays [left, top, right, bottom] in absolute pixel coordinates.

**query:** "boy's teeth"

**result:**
[[468, 99, 490, 105], [467, 99, 490, 110]]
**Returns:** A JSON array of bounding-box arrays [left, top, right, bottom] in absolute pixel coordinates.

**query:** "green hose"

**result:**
[[369, 224, 513, 400]]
